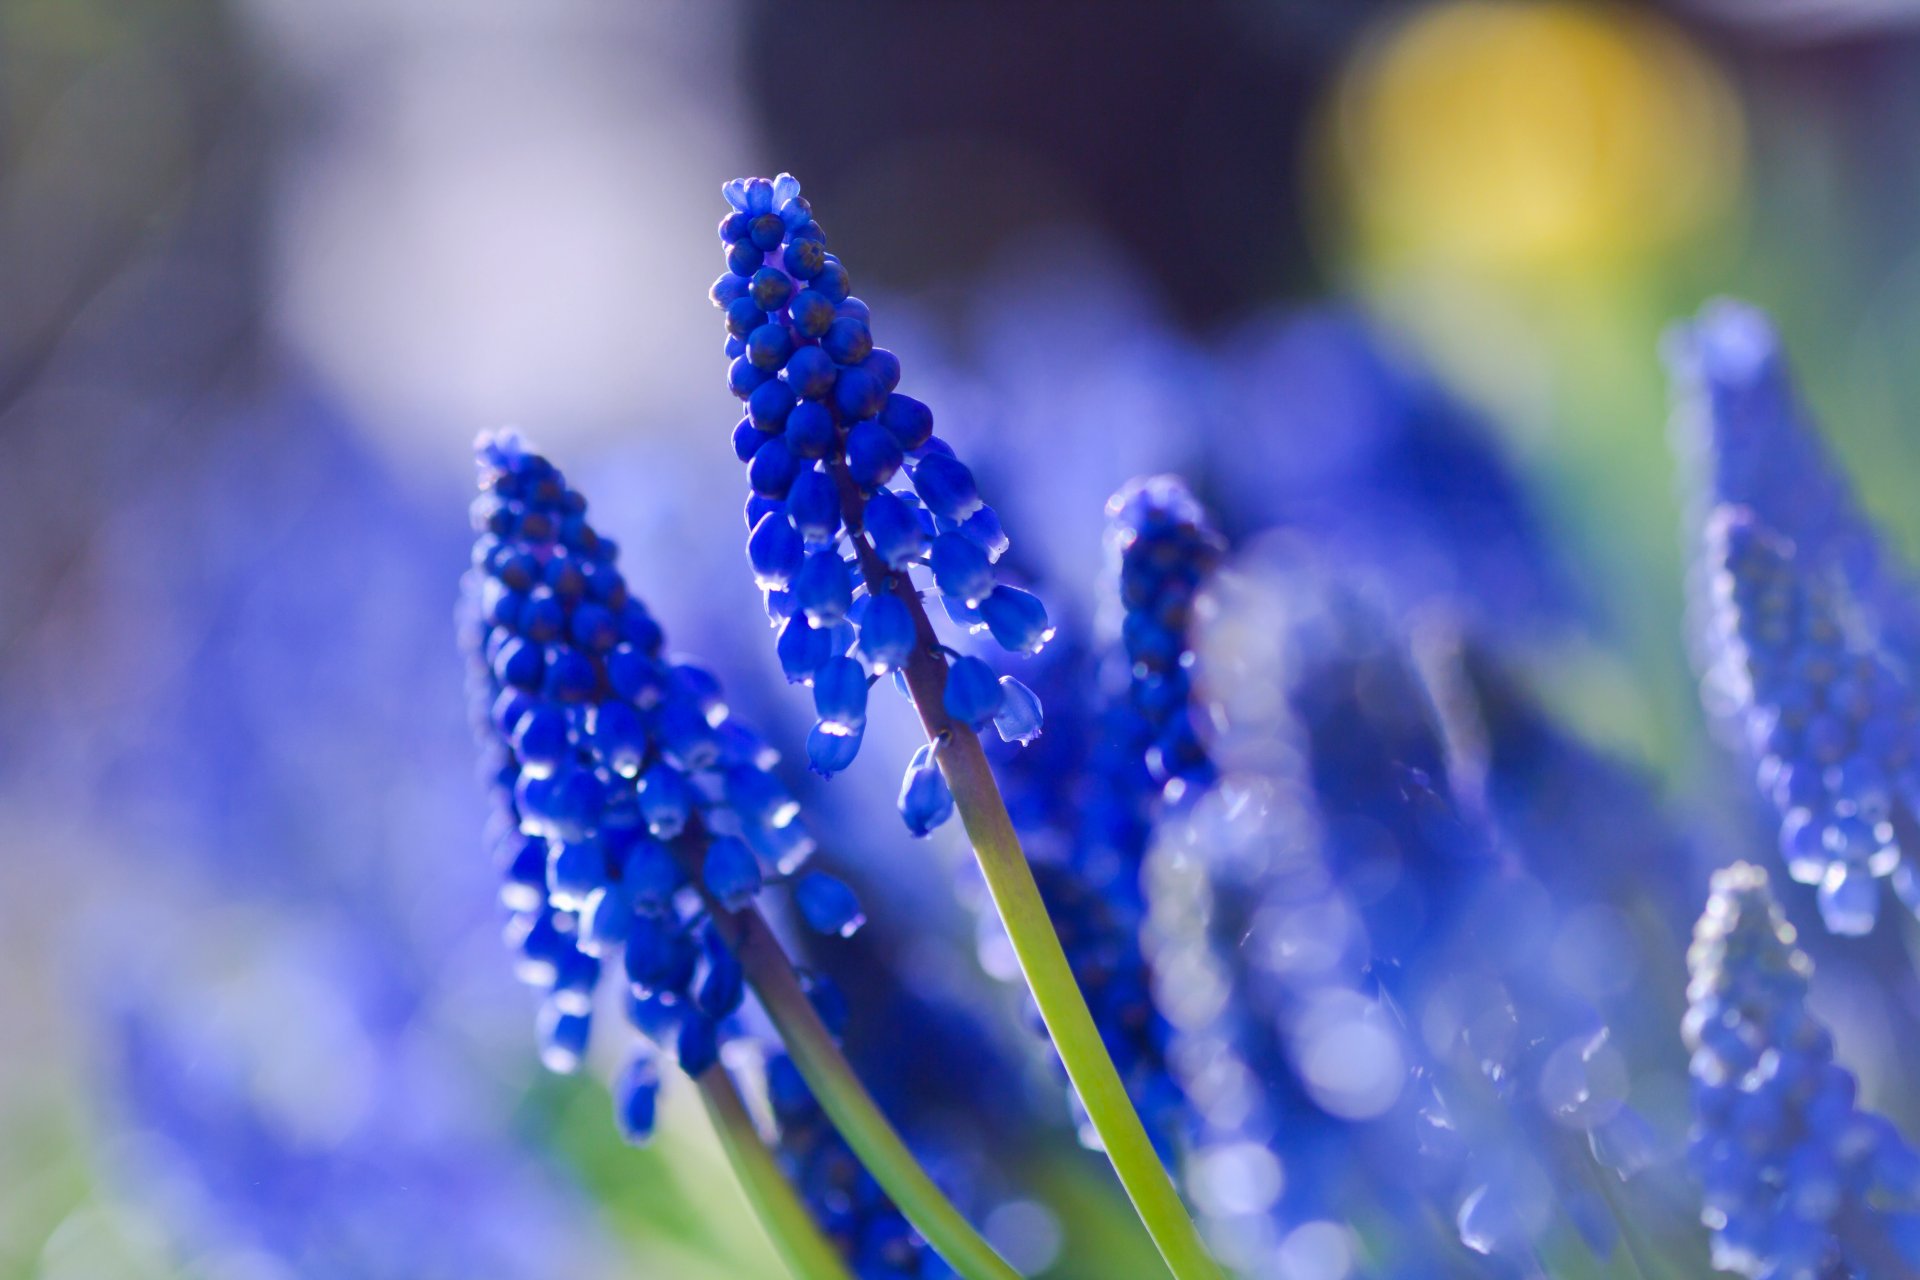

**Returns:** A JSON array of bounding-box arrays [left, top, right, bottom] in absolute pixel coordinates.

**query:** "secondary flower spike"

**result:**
[[458, 430, 865, 1116], [1673, 301, 1920, 935], [709, 173, 1051, 812], [1685, 863, 1920, 1278]]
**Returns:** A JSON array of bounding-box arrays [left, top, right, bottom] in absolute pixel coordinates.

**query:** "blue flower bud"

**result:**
[[702, 835, 763, 910], [911, 451, 982, 521], [588, 700, 647, 777], [980, 585, 1053, 655], [862, 348, 901, 396], [822, 316, 872, 365], [727, 355, 771, 399], [549, 946, 602, 1016], [747, 377, 795, 432], [807, 722, 863, 777], [931, 533, 994, 606], [832, 364, 886, 422], [538, 1002, 591, 1075], [943, 656, 1005, 731], [786, 345, 837, 400], [748, 510, 804, 590], [854, 593, 916, 674], [789, 290, 835, 339], [748, 266, 792, 312], [694, 925, 745, 1019], [845, 420, 903, 489], [637, 764, 693, 839], [546, 838, 609, 911], [864, 490, 926, 569], [795, 872, 866, 938], [992, 676, 1044, 745], [879, 393, 934, 452], [813, 656, 869, 736], [786, 399, 836, 459], [786, 468, 841, 545], [794, 550, 853, 625], [511, 704, 570, 776], [722, 769, 792, 835], [814, 259, 850, 304], [899, 743, 953, 837], [784, 237, 826, 280], [614, 1055, 660, 1145], [724, 295, 765, 338], [624, 912, 696, 997], [748, 434, 801, 499], [711, 269, 748, 304], [777, 614, 833, 683]]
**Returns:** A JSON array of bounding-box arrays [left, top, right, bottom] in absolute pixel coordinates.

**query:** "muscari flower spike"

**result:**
[[1675, 300, 1920, 936], [709, 173, 1051, 829], [459, 430, 867, 1131], [1685, 862, 1920, 1278], [1105, 475, 1226, 801], [1156, 546, 1654, 1273]]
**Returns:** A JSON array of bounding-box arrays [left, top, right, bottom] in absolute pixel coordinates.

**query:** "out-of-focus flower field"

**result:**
[[11, 2, 1920, 1277]]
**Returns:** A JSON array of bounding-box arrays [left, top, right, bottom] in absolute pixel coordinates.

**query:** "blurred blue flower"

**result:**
[[1685, 862, 1920, 1277]]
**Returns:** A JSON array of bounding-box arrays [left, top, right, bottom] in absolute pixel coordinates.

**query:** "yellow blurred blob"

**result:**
[[1330, 1, 1743, 271]]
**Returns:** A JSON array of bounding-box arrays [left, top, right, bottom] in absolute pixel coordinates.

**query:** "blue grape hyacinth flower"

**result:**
[[709, 173, 1051, 823], [1674, 300, 1920, 936], [459, 430, 864, 1119], [1684, 862, 1920, 1278]]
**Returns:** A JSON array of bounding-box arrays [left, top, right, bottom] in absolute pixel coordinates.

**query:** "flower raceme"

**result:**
[[1685, 863, 1920, 1278], [1674, 301, 1920, 936], [458, 432, 867, 1124], [708, 173, 1050, 827]]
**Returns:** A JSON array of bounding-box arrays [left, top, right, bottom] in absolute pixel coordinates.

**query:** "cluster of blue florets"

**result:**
[[1676, 301, 1920, 937], [460, 431, 864, 1134], [709, 174, 1050, 833], [763, 1046, 950, 1279], [1685, 862, 1920, 1278], [1106, 476, 1226, 801], [1700, 508, 1918, 936]]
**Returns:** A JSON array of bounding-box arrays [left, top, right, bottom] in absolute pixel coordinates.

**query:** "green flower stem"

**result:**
[[832, 465, 1224, 1280], [709, 900, 1023, 1280], [696, 1065, 855, 1280]]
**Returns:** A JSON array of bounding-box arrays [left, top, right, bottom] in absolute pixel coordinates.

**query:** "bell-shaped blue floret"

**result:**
[[748, 510, 804, 589], [786, 467, 841, 545], [795, 872, 866, 938], [812, 656, 869, 737], [794, 550, 853, 626], [637, 763, 693, 840], [864, 489, 926, 570], [624, 912, 696, 997], [546, 837, 609, 911], [807, 722, 864, 777], [622, 838, 682, 914], [613, 1054, 660, 1145], [846, 420, 903, 489], [702, 835, 763, 911], [854, 592, 916, 674], [979, 586, 1052, 655], [931, 533, 994, 606], [992, 676, 1044, 746], [694, 924, 745, 1019], [776, 613, 833, 683], [898, 743, 954, 837], [537, 1002, 591, 1075], [943, 656, 1005, 732], [589, 700, 648, 778], [912, 450, 982, 521], [677, 1014, 720, 1076]]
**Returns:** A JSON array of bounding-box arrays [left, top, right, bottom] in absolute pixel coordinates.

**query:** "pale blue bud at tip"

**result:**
[[899, 743, 954, 837], [992, 676, 1044, 745]]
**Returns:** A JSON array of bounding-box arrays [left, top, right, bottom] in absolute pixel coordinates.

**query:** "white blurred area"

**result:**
[[241, 0, 754, 461]]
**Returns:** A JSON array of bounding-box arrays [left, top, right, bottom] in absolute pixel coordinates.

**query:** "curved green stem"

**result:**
[[831, 466, 1224, 1280], [710, 903, 1023, 1280], [697, 1066, 855, 1280]]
